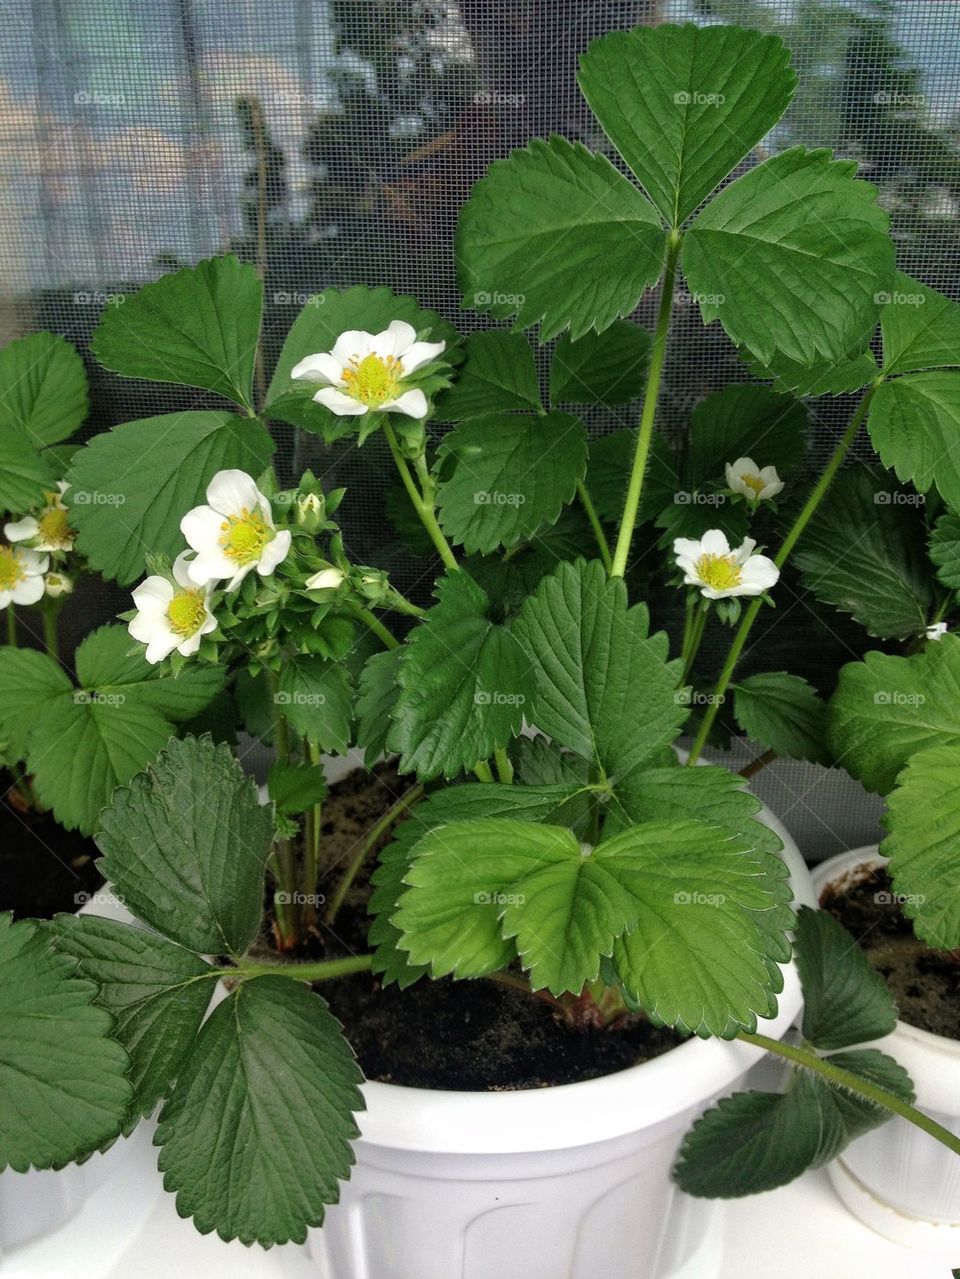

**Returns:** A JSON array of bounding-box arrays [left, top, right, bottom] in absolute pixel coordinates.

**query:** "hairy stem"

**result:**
[[494, 745, 514, 785], [382, 419, 459, 572], [302, 739, 323, 925], [577, 479, 613, 573], [610, 231, 682, 579], [347, 602, 400, 650], [224, 954, 375, 982], [41, 600, 60, 660], [687, 384, 879, 764], [267, 668, 300, 946], [323, 783, 424, 924], [740, 1030, 960, 1158]]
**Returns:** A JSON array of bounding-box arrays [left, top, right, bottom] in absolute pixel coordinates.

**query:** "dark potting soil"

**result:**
[[279, 762, 684, 1091], [0, 777, 103, 919], [821, 864, 960, 1042]]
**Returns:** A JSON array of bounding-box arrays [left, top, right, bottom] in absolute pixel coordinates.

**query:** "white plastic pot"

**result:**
[[305, 803, 813, 1279], [812, 848, 960, 1259]]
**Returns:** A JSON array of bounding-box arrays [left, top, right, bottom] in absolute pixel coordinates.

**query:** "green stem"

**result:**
[[347, 602, 399, 650], [740, 1031, 960, 1158], [6, 606, 15, 647], [680, 597, 709, 686], [302, 739, 323, 921], [494, 746, 514, 785], [610, 231, 682, 579], [41, 600, 60, 659], [382, 419, 459, 572], [686, 385, 879, 765], [473, 760, 495, 783], [577, 479, 613, 573], [323, 783, 424, 924], [221, 954, 375, 982], [267, 669, 299, 944]]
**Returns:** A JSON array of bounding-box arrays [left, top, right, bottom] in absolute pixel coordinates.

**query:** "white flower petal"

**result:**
[[131, 576, 174, 613], [187, 552, 236, 586], [0, 589, 12, 610], [181, 504, 227, 552], [731, 537, 758, 565], [224, 563, 257, 592], [4, 516, 39, 543], [400, 338, 446, 375], [144, 631, 180, 665], [313, 386, 367, 415], [371, 320, 418, 358], [11, 575, 46, 606], [205, 470, 264, 518], [331, 330, 375, 365], [699, 529, 731, 558], [16, 548, 48, 576], [738, 555, 779, 592], [177, 629, 205, 657], [290, 352, 343, 384], [305, 567, 345, 590], [172, 551, 199, 588], [256, 530, 292, 577], [383, 388, 428, 419]]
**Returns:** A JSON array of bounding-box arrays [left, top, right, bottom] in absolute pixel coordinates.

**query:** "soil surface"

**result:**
[[821, 863, 960, 1041], [277, 763, 683, 1091], [1, 776, 103, 919]]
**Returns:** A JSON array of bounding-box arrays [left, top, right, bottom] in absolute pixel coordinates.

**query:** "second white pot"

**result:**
[[812, 848, 960, 1259]]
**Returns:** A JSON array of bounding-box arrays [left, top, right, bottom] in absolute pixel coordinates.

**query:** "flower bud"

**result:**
[[305, 566, 345, 592], [294, 491, 325, 533], [44, 572, 73, 598]]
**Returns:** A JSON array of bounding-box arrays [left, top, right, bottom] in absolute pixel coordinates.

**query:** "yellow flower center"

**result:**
[[166, 588, 208, 637], [741, 473, 766, 497], [341, 352, 403, 406], [0, 547, 25, 590], [695, 552, 743, 592], [37, 505, 74, 547], [218, 508, 273, 564]]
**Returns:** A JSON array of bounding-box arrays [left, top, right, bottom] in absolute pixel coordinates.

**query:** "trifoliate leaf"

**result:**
[[91, 255, 262, 410], [96, 736, 274, 955], [387, 571, 530, 780], [513, 558, 687, 776], [75, 623, 225, 722], [733, 673, 831, 765], [794, 469, 933, 640], [457, 136, 666, 341], [155, 977, 364, 1245], [795, 905, 898, 1049], [549, 322, 651, 406], [65, 410, 274, 584], [828, 636, 960, 793], [435, 412, 588, 554], [683, 147, 892, 366], [0, 913, 131, 1171], [868, 373, 960, 511], [578, 23, 796, 227], [277, 657, 352, 753], [434, 330, 541, 419], [882, 743, 960, 949], [51, 914, 216, 1120]]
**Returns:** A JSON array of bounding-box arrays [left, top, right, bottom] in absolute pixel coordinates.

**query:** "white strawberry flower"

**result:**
[[674, 530, 779, 600], [290, 320, 445, 419], [304, 566, 345, 591], [725, 457, 784, 503], [128, 552, 217, 664], [0, 545, 49, 609], [4, 482, 75, 552], [180, 470, 292, 592]]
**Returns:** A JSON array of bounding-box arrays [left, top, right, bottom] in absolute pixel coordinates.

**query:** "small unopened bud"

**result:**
[[294, 492, 325, 532], [305, 566, 344, 591], [44, 572, 73, 598]]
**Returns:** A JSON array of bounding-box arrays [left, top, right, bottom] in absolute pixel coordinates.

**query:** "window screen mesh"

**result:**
[[3, 0, 957, 855]]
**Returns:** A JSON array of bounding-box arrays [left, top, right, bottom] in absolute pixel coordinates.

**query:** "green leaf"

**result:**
[[674, 1048, 912, 1198], [155, 976, 363, 1246], [387, 571, 529, 780], [794, 470, 933, 640], [868, 373, 960, 510], [0, 426, 57, 512], [733, 673, 831, 765], [683, 147, 892, 366], [578, 23, 796, 227], [91, 256, 262, 410], [96, 736, 274, 955], [686, 384, 808, 490], [880, 272, 960, 375], [882, 744, 960, 949], [931, 513, 960, 593], [267, 761, 328, 815], [277, 657, 353, 754], [0, 646, 72, 760], [369, 781, 584, 986], [65, 411, 274, 584], [266, 286, 458, 440], [587, 428, 678, 524], [516, 735, 591, 788], [51, 914, 215, 1120], [356, 647, 402, 766], [549, 322, 651, 406], [75, 624, 225, 722], [513, 558, 687, 776], [435, 330, 541, 419], [457, 136, 666, 341], [747, 347, 880, 397], [0, 913, 131, 1171], [435, 412, 588, 554], [397, 815, 790, 1034], [795, 905, 898, 1049], [828, 637, 960, 793], [0, 332, 88, 446]]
